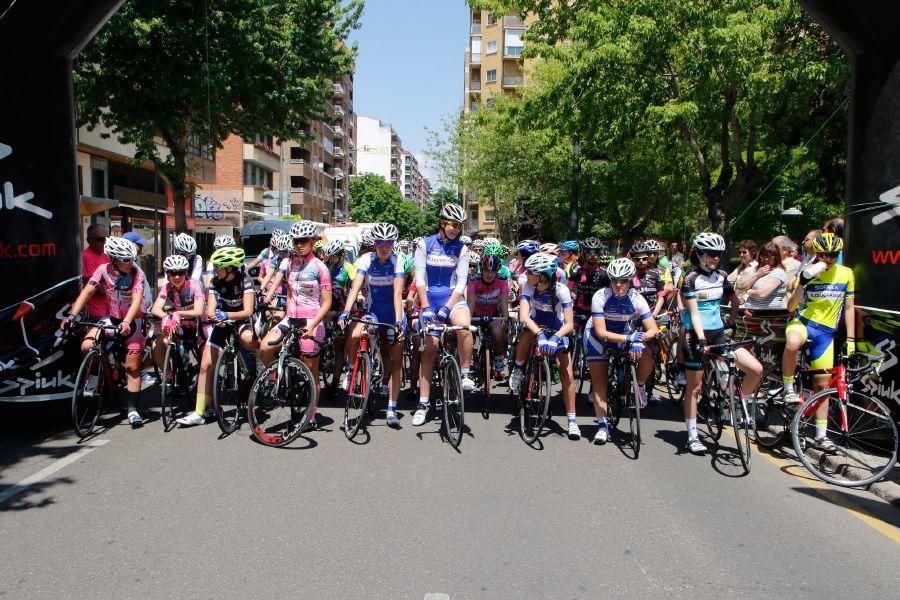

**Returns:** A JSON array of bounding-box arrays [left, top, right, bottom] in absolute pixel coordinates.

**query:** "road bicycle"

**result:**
[[653, 310, 685, 404], [342, 315, 396, 440], [211, 320, 258, 434], [318, 317, 339, 391], [515, 327, 553, 445], [469, 315, 508, 419], [246, 318, 319, 447], [157, 319, 201, 431], [605, 341, 644, 458], [66, 321, 126, 438], [422, 323, 478, 448], [571, 313, 590, 399]]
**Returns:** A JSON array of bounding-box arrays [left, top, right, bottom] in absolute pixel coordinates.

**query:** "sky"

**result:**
[[349, 0, 470, 186]]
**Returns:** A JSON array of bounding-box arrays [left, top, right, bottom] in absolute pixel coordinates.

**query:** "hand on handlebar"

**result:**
[[435, 305, 451, 324]]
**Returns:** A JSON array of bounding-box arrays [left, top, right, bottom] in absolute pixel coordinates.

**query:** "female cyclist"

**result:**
[[151, 254, 205, 379], [173, 233, 204, 286], [203, 234, 237, 288], [467, 248, 510, 375]]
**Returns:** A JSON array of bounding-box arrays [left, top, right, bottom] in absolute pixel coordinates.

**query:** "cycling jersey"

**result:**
[[634, 267, 665, 310], [88, 263, 147, 321], [680, 269, 733, 331], [157, 280, 204, 327], [520, 280, 573, 331], [209, 272, 255, 313], [278, 255, 332, 319], [186, 255, 204, 285], [355, 252, 404, 323], [573, 263, 610, 312], [585, 288, 652, 361], [796, 264, 854, 332], [414, 234, 469, 308], [468, 274, 508, 317]]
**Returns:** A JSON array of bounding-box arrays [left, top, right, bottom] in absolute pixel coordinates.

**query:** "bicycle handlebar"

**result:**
[[347, 317, 401, 332]]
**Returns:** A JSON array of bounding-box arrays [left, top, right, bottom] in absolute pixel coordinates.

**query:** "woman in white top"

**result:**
[[744, 241, 788, 310], [729, 239, 758, 305]]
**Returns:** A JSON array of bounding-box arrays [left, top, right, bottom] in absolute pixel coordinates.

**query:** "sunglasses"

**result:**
[[88, 236, 107, 242], [443, 219, 463, 228], [818, 252, 839, 260], [611, 278, 631, 284], [167, 270, 186, 276], [374, 240, 394, 248], [293, 237, 313, 245], [117, 257, 133, 264], [634, 256, 649, 262], [703, 251, 723, 258]]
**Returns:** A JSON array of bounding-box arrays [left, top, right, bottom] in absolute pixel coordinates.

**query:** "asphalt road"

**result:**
[[1, 382, 898, 600]]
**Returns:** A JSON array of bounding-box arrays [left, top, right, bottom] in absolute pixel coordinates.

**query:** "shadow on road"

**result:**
[[789, 486, 900, 527]]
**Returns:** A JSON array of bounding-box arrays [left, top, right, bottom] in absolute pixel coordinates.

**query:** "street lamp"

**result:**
[[779, 195, 803, 233], [569, 137, 609, 240]]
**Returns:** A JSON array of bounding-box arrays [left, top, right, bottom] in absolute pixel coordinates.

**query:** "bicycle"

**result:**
[[211, 320, 258, 434], [422, 323, 477, 448], [571, 313, 590, 399], [469, 315, 507, 419], [605, 341, 643, 458], [67, 321, 126, 438], [246, 318, 318, 447], [319, 317, 339, 391], [653, 310, 685, 404], [342, 315, 397, 440], [515, 328, 553, 445], [157, 318, 201, 431]]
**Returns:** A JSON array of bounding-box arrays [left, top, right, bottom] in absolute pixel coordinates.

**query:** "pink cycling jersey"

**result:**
[[157, 280, 204, 327], [467, 275, 508, 317], [278, 255, 332, 319], [89, 263, 146, 321]]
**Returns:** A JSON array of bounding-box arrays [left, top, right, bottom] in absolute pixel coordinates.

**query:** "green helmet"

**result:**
[[210, 246, 246, 268], [484, 243, 505, 256]]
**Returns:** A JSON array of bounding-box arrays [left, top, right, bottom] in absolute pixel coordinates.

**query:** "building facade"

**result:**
[[356, 115, 407, 194], [400, 150, 429, 208]]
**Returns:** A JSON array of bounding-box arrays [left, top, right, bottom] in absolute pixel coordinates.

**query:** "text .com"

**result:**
[[0, 241, 57, 259]]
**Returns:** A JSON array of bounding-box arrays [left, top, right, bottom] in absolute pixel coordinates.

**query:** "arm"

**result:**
[[230, 290, 255, 321], [518, 298, 540, 335], [69, 282, 98, 316], [444, 247, 470, 309], [499, 281, 510, 318], [150, 296, 169, 320], [414, 241, 428, 307], [652, 293, 665, 318], [592, 314, 628, 344], [342, 272, 366, 314], [555, 305, 574, 338], [746, 276, 782, 300], [206, 290, 220, 321], [393, 277, 404, 325], [122, 286, 142, 326], [641, 315, 660, 341], [263, 271, 285, 305], [844, 297, 856, 348], [786, 284, 804, 312]]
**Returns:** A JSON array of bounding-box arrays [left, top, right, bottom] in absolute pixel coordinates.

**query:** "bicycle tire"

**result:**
[[481, 345, 492, 419], [663, 338, 685, 404], [248, 358, 316, 447], [213, 348, 249, 434], [729, 376, 751, 473], [441, 359, 465, 448], [627, 366, 642, 458], [344, 352, 372, 440], [72, 349, 106, 438], [160, 343, 180, 431], [698, 376, 723, 441], [607, 362, 622, 429], [519, 355, 551, 445], [751, 383, 790, 449], [791, 389, 898, 487], [320, 336, 336, 390]]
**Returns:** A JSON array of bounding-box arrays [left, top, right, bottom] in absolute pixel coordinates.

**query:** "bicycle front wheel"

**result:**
[[213, 348, 249, 434], [160, 343, 180, 431], [729, 377, 751, 473], [791, 389, 898, 487], [320, 337, 336, 390], [442, 359, 465, 448], [627, 367, 642, 457], [248, 358, 316, 447], [520, 356, 551, 445], [481, 346, 492, 419], [344, 352, 372, 440], [72, 349, 107, 438], [698, 380, 723, 441]]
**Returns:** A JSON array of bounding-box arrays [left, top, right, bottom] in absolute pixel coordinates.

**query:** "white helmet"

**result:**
[[104, 236, 138, 261], [398, 239, 410, 250], [483, 236, 499, 245], [693, 232, 726, 252], [324, 239, 345, 257], [607, 257, 636, 279], [460, 235, 472, 246], [173, 233, 197, 254], [472, 239, 486, 249], [272, 230, 292, 252], [214, 234, 236, 249], [163, 254, 190, 272], [644, 239, 663, 253], [289, 220, 319, 239], [412, 237, 424, 251], [539, 243, 559, 255], [371, 222, 399, 241], [523, 252, 557, 277], [439, 203, 466, 222]]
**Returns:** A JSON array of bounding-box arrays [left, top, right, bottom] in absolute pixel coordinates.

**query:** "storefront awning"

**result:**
[[80, 194, 117, 216], [116, 202, 169, 214]]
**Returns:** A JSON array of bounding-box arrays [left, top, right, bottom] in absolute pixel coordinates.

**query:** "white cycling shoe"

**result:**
[[411, 404, 430, 426], [177, 411, 205, 427], [461, 376, 476, 392]]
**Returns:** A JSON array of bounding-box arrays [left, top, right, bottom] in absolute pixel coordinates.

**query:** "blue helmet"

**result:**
[[516, 239, 540, 255], [560, 240, 579, 252]]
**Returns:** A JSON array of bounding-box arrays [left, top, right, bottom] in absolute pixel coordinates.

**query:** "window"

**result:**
[[504, 28, 524, 57], [486, 12, 497, 26], [243, 163, 272, 188], [91, 167, 107, 198], [470, 35, 481, 64], [484, 210, 495, 223], [290, 146, 303, 160], [486, 69, 497, 83], [469, 207, 478, 221], [486, 40, 497, 55]]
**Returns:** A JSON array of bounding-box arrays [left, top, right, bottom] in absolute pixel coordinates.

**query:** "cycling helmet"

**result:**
[[213, 234, 236, 249], [472, 239, 486, 250], [272, 230, 292, 252], [460, 235, 472, 246], [324, 239, 345, 257], [560, 240, 579, 252], [582, 237, 603, 250], [289, 220, 319, 239], [607, 257, 637, 279], [371, 222, 399, 241], [484, 243, 504, 256], [524, 252, 557, 277], [439, 203, 467, 222], [163, 254, 190, 272], [630, 241, 651, 256], [539, 243, 559, 255], [517, 239, 540, 255], [360, 229, 375, 248], [645, 239, 663, 253], [104, 236, 138, 261], [481, 254, 503, 272], [173, 233, 197, 255], [692, 232, 726, 252], [598, 247, 613, 263], [269, 229, 287, 247], [314, 239, 326, 251], [483, 236, 500, 246], [398, 239, 410, 250], [412, 236, 423, 250], [811, 232, 843, 253], [210, 246, 246, 269]]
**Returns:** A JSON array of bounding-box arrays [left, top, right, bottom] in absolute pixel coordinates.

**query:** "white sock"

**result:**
[[418, 397, 429, 407], [567, 412, 577, 424], [461, 368, 470, 377], [686, 418, 698, 440], [388, 400, 396, 412]]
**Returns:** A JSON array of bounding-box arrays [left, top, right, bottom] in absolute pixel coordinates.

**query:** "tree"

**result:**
[[75, 0, 362, 232], [348, 174, 428, 239]]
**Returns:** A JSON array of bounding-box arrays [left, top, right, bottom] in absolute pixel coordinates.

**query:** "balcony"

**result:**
[[333, 146, 344, 158], [502, 75, 524, 88], [504, 47, 524, 59], [470, 80, 481, 91], [242, 142, 280, 172], [471, 22, 482, 34], [334, 189, 345, 199], [333, 168, 345, 179], [333, 104, 345, 120], [333, 126, 344, 139], [289, 158, 309, 165], [471, 53, 482, 65], [503, 15, 525, 27], [333, 83, 345, 98], [289, 186, 308, 194], [242, 185, 268, 207]]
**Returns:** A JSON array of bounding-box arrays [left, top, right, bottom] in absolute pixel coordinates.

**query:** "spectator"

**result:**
[[744, 242, 788, 310], [82, 223, 110, 318], [799, 229, 822, 271], [123, 231, 147, 254], [772, 235, 801, 293], [728, 239, 758, 305], [824, 217, 845, 264], [669, 241, 684, 267]]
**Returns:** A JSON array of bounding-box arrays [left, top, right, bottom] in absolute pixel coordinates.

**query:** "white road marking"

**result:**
[[424, 594, 450, 600], [0, 439, 110, 504]]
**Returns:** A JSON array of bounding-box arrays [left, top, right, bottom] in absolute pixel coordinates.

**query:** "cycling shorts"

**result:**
[[276, 317, 325, 356], [97, 317, 145, 355], [583, 330, 648, 363], [426, 300, 470, 338], [207, 321, 251, 351], [681, 328, 730, 371], [786, 317, 835, 370]]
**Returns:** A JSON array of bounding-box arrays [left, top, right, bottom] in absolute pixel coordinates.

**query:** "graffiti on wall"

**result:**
[[194, 191, 242, 227]]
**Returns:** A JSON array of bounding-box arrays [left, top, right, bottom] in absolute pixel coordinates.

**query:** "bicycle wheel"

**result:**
[[248, 358, 316, 447], [729, 377, 751, 473], [160, 343, 180, 431], [481, 345, 492, 419], [607, 363, 622, 429], [574, 341, 588, 399], [791, 389, 898, 487], [752, 383, 790, 448], [627, 367, 642, 457], [697, 376, 723, 441], [519, 356, 551, 445], [213, 348, 249, 434], [442, 359, 465, 448], [72, 349, 107, 438], [320, 336, 336, 390], [344, 352, 372, 440], [663, 340, 685, 404]]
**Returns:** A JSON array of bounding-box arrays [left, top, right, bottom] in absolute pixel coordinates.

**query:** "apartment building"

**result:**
[[462, 5, 531, 236], [356, 115, 405, 193], [400, 150, 429, 208]]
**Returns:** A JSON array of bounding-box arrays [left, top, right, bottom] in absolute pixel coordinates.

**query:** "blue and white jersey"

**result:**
[[414, 234, 470, 307], [356, 252, 404, 322], [681, 269, 733, 331], [589, 288, 652, 339], [520, 281, 573, 330]]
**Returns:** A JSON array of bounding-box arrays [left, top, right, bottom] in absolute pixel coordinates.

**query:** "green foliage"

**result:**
[[348, 174, 430, 239], [75, 0, 362, 231]]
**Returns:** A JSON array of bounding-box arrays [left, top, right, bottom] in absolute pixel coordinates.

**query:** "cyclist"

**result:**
[[570, 237, 610, 337], [460, 235, 473, 248], [247, 229, 288, 271], [338, 223, 406, 426], [257, 230, 293, 311], [509, 253, 580, 439], [261, 220, 332, 426], [468, 250, 510, 375], [469, 238, 485, 276], [150, 254, 205, 383], [630, 242, 666, 318], [178, 246, 255, 427], [680, 233, 763, 454], [584, 257, 659, 444], [314, 239, 327, 260], [560, 240, 580, 283], [780, 233, 855, 452], [322, 239, 353, 390], [64, 237, 147, 427], [173, 233, 204, 287], [412, 203, 475, 426], [645, 239, 674, 294], [203, 234, 237, 288]]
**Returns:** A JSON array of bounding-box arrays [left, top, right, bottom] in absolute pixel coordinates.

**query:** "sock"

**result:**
[[419, 396, 430, 407], [124, 390, 140, 413], [595, 417, 608, 428], [515, 360, 525, 369], [388, 400, 397, 412], [461, 368, 470, 377], [782, 375, 795, 390], [686, 418, 698, 440], [567, 412, 577, 424], [195, 392, 208, 416], [815, 418, 827, 439], [310, 406, 318, 420]]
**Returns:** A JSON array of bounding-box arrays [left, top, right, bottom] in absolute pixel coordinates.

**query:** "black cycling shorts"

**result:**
[[681, 328, 730, 371]]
